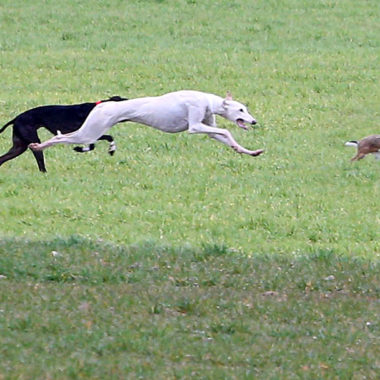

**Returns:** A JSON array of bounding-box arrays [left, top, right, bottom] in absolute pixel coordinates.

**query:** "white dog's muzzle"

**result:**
[[236, 118, 256, 130]]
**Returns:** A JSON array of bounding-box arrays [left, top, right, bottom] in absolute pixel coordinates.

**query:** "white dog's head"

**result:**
[[221, 92, 257, 130]]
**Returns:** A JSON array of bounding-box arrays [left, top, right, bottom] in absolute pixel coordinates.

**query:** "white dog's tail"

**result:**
[[345, 140, 358, 147]]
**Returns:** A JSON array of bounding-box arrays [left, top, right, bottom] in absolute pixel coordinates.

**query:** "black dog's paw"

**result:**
[[73, 146, 84, 153]]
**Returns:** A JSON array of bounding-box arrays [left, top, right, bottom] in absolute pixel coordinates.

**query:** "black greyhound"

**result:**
[[0, 96, 127, 172]]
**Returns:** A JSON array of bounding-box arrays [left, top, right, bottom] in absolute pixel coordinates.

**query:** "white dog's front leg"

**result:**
[[189, 123, 263, 156], [187, 105, 263, 156], [208, 133, 264, 156], [188, 123, 236, 147]]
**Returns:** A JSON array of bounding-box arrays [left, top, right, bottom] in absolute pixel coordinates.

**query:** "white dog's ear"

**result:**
[[223, 91, 233, 109]]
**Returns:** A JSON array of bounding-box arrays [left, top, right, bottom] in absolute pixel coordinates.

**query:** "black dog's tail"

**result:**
[[0, 119, 15, 134]]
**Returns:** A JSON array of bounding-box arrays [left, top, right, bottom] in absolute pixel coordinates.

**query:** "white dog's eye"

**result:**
[[239, 108, 244, 112]]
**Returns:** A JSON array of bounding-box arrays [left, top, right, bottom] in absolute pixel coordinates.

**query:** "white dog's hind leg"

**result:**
[[30, 104, 115, 152], [29, 131, 83, 151]]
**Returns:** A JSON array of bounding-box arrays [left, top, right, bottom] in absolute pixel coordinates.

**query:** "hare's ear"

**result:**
[[225, 91, 232, 100]]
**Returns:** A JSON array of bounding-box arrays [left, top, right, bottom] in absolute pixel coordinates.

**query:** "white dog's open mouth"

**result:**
[[236, 119, 249, 130]]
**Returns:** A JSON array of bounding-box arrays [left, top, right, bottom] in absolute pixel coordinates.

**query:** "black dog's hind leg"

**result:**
[[30, 149, 47, 172], [0, 132, 28, 169], [13, 125, 48, 172]]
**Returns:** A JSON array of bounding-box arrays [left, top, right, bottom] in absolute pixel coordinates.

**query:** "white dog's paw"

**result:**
[[250, 149, 264, 157], [29, 143, 41, 151]]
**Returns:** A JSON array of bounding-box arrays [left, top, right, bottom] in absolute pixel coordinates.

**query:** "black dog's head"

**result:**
[[101, 96, 128, 102]]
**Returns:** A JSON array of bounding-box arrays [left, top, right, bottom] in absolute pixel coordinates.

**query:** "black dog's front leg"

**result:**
[[72, 135, 115, 155], [73, 144, 95, 153]]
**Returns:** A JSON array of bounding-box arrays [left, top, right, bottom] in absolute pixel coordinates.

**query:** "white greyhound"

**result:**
[[29, 90, 264, 157]]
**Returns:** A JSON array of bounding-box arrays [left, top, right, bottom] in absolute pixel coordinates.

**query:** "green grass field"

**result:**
[[0, 0, 379, 378]]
